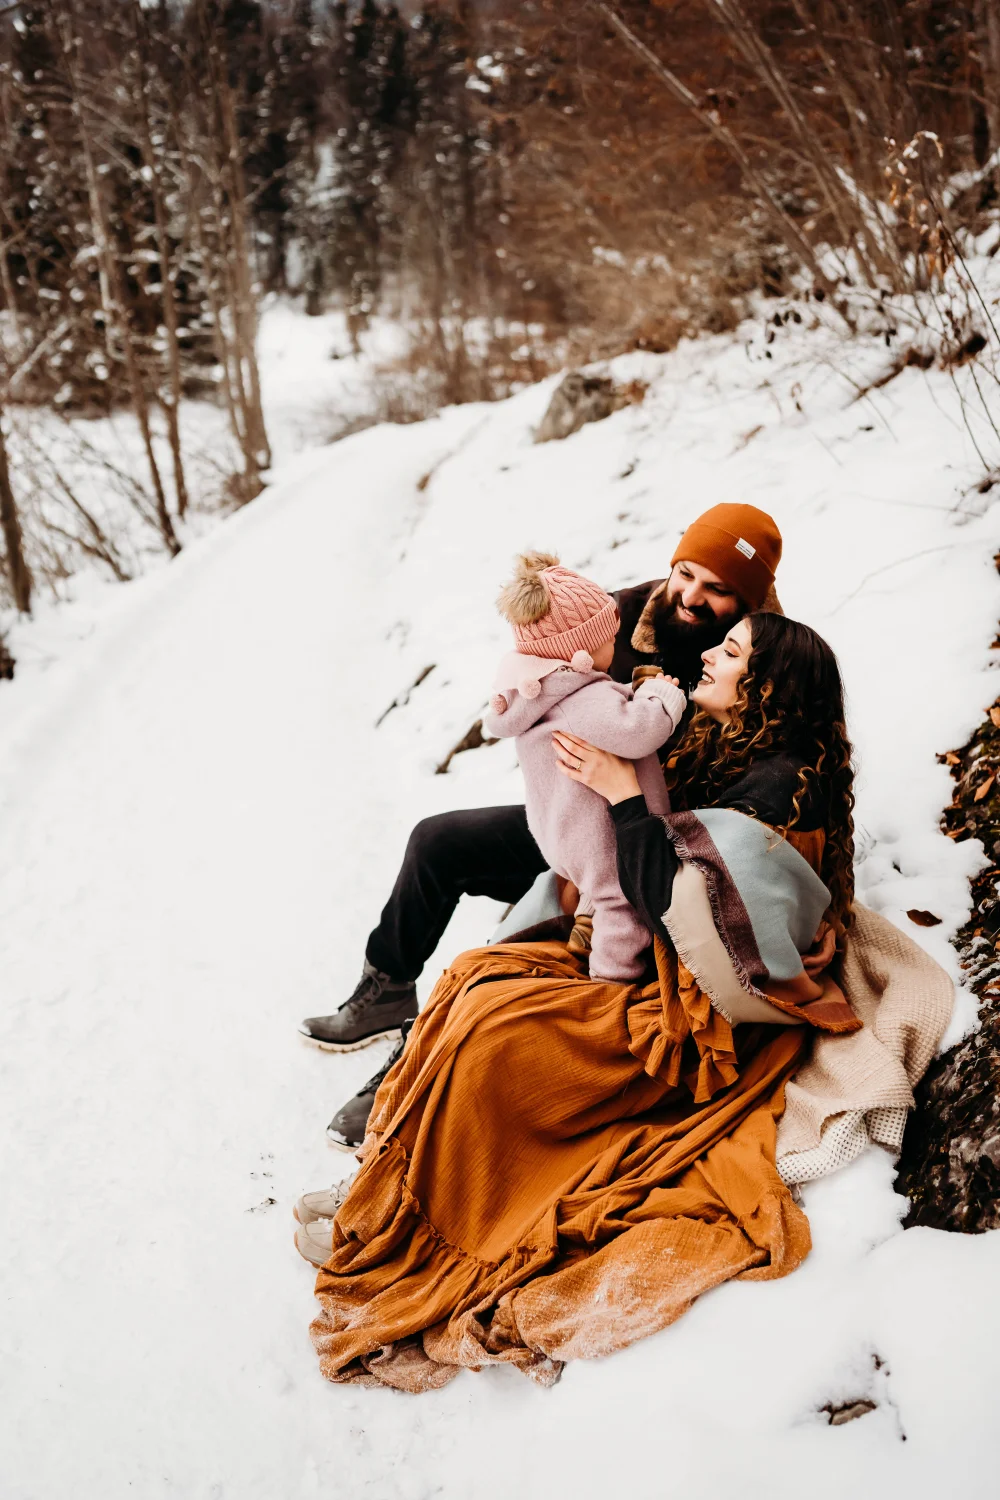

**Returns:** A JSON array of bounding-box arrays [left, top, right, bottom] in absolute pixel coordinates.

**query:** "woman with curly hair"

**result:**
[[556, 611, 856, 955], [299, 611, 949, 1395]]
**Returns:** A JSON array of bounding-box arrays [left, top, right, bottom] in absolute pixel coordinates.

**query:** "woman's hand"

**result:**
[[552, 730, 642, 805], [802, 921, 836, 977]]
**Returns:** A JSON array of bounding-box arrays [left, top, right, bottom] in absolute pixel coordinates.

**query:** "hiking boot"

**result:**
[[326, 1028, 410, 1151], [293, 1177, 355, 1226], [294, 1217, 336, 1267], [299, 961, 418, 1052]]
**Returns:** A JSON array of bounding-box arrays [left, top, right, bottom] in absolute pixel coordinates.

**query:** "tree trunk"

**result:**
[[0, 82, 21, 348], [186, 4, 271, 502], [0, 408, 32, 613], [130, 1, 190, 519], [216, 65, 271, 476], [979, 0, 1000, 185]]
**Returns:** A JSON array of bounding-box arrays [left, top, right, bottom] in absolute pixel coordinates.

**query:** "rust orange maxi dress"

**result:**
[[311, 829, 847, 1393]]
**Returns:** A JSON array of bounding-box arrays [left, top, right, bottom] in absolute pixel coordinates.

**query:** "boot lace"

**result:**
[[337, 968, 387, 1015]]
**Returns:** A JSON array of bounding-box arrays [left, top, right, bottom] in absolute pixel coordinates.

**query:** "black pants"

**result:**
[[365, 805, 548, 981]]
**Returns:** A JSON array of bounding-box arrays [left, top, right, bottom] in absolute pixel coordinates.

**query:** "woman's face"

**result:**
[[690, 617, 752, 721]]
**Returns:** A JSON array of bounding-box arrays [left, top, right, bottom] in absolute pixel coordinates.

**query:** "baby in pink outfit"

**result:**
[[483, 552, 687, 980]]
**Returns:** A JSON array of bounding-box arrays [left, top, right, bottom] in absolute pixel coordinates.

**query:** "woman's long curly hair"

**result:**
[[663, 612, 856, 932]]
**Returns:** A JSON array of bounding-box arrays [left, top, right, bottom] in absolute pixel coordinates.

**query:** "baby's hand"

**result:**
[[635, 674, 687, 726]]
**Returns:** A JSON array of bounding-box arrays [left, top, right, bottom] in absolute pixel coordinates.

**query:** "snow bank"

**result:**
[[1, 273, 999, 1499]]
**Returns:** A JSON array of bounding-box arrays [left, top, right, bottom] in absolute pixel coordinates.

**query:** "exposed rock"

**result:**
[[824, 1399, 877, 1426], [435, 718, 499, 776], [0, 634, 14, 681], [375, 664, 435, 728], [897, 641, 1000, 1230], [534, 371, 645, 444]]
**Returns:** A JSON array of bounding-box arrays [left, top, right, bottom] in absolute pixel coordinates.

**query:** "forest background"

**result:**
[[0, 0, 998, 614]]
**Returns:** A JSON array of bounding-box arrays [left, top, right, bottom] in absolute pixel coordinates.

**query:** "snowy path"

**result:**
[[0, 418, 494, 1499], [2, 307, 1000, 1497]]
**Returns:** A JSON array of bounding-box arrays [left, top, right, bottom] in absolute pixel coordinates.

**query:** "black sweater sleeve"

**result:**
[[610, 795, 678, 943]]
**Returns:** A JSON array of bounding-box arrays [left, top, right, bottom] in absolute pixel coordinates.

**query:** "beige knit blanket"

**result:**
[[775, 903, 956, 1185]]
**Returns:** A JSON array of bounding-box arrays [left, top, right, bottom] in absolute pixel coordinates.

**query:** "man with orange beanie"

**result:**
[[610, 501, 783, 689], [303, 503, 783, 1148]]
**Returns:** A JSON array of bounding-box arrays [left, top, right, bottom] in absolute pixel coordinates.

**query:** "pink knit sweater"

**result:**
[[483, 661, 686, 979]]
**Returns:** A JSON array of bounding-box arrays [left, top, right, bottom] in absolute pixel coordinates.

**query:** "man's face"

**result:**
[[652, 560, 744, 667], [666, 560, 741, 625]]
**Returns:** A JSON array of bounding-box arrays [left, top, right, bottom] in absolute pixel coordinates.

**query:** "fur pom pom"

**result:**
[[570, 650, 594, 673], [496, 550, 560, 626], [490, 693, 508, 715]]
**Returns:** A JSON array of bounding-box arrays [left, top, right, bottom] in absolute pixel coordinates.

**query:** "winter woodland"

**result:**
[[1, 1, 1000, 1496]]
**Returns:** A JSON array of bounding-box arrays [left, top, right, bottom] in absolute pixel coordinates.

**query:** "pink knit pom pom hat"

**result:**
[[496, 550, 619, 667]]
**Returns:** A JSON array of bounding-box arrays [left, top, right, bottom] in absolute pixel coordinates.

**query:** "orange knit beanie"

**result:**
[[671, 503, 782, 609]]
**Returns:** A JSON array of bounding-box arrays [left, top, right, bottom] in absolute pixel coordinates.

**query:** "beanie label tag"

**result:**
[[734, 537, 756, 560]]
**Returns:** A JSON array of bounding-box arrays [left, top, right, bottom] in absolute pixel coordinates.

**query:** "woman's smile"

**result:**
[[689, 616, 752, 719]]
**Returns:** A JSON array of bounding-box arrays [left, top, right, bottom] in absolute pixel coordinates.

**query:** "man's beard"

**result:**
[[653, 591, 741, 690]]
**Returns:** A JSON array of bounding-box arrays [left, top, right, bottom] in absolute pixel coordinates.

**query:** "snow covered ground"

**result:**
[[2, 276, 1000, 1498]]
